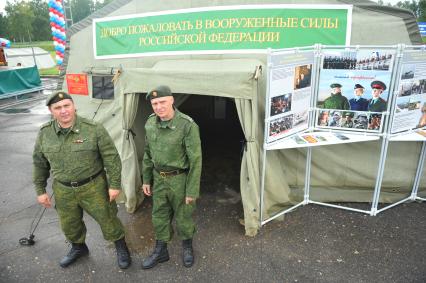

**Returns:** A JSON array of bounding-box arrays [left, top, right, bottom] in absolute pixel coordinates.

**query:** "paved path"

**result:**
[[0, 101, 425, 283]]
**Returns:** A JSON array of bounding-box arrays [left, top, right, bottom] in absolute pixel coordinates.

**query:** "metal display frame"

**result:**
[[260, 44, 413, 226], [372, 45, 426, 214]]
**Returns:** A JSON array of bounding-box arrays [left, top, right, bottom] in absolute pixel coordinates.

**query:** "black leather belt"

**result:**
[[57, 170, 104, 188], [155, 168, 188, 178]]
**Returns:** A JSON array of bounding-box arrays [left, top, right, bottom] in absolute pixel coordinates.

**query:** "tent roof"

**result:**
[[117, 59, 262, 99]]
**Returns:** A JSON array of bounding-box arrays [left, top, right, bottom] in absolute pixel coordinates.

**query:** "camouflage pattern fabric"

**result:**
[[32, 115, 124, 242], [33, 115, 122, 195], [323, 93, 350, 110], [53, 174, 124, 243], [142, 109, 202, 241]]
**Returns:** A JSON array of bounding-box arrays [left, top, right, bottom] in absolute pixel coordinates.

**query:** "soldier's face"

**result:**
[[354, 88, 364, 96], [48, 99, 76, 127], [372, 88, 383, 98], [332, 87, 341, 94], [151, 96, 174, 120]]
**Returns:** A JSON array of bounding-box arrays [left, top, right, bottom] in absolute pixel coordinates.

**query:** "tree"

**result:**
[[395, 0, 426, 20], [71, 0, 93, 23], [0, 12, 10, 38], [29, 0, 51, 41], [5, 1, 35, 42]]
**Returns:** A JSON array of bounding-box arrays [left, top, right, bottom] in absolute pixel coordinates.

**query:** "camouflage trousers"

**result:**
[[53, 173, 125, 243], [152, 171, 196, 242]]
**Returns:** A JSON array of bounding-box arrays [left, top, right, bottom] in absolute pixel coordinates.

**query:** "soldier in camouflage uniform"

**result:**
[[141, 85, 202, 269], [323, 83, 350, 110], [32, 91, 131, 269]]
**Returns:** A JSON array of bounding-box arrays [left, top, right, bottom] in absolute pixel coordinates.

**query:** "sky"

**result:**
[[0, 0, 404, 14]]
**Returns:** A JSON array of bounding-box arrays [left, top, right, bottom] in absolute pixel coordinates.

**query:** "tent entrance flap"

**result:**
[[179, 95, 245, 196]]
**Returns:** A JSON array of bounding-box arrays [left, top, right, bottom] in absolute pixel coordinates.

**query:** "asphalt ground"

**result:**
[[0, 91, 425, 282]]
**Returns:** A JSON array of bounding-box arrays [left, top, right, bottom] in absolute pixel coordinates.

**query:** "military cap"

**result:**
[[371, 113, 381, 118], [46, 91, 73, 106], [354, 83, 364, 89], [330, 83, 342, 88], [146, 85, 172, 100], [371, 80, 386, 90], [344, 111, 354, 117]]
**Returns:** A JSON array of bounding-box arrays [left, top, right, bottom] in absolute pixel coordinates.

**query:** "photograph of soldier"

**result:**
[[317, 110, 330, 126], [341, 111, 355, 128], [328, 111, 342, 127], [269, 115, 294, 137], [349, 84, 369, 111], [322, 50, 393, 71], [323, 83, 350, 110], [141, 85, 202, 269], [368, 113, 382, 131], [323, 51, 356, 69], [353, 113, 369, 129], [32, 91, 131, 269], [355, 52, 393, 71], [368, 80, 387, 112], [294, 64, 312, 89], [270, 94, 292, 116]]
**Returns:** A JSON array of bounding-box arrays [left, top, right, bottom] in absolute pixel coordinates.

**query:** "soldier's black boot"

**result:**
[[142, 240, 169, 269], [59, 243, 89, 268], [114, 237, 131, 269], [182, 239, 194, 268]]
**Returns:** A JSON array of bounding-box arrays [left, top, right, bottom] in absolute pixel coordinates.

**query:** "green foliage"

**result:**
[[395, 0, 426, 21], [2, 0, 111, 42]]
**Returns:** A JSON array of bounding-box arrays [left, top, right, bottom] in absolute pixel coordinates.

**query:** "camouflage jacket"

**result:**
[[323, 93, 350, 110], [142, 109, 202, 198], [32, 115, 121, 195]]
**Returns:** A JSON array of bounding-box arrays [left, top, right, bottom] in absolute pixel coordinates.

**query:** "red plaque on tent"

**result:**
[[66, 74, 88, 95]]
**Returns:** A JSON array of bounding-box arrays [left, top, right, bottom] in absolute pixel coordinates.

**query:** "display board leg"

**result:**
[[259, 147, 267, 226], [371, 138, 390, 216], [304, 147, 312, 204], [411, 142, 426, 201]]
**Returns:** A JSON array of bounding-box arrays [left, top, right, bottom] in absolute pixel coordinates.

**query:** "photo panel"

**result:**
[[392, 50, 426, 133], [316, 48, 395, 134], [316, 109, 382, 133], [266, 50, 315, 143]]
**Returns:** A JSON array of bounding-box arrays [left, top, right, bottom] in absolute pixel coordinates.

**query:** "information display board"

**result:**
[[266, 49, 315, 143], [316, 48, 396, 133], [391, 49, 426, 134]]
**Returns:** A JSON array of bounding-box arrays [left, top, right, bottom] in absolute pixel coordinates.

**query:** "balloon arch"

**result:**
[[48, 0, 66, 66]]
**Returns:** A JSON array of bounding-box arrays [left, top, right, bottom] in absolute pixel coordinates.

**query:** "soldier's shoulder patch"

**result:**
[[180, 113, 194, 123], [40, 121, 52, 129]]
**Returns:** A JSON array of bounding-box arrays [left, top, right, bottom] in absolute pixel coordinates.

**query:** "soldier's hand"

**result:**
[[185, 196, 195, 205], [109, 189, 121, 202], [142, 184, 151, 196], [37, 193, 52, 208]]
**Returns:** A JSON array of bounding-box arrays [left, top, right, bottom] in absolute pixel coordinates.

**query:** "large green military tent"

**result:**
[[62, 0, 423, 236]]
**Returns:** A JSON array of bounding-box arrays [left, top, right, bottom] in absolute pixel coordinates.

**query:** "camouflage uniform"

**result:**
[[142, 109, 202, 242], [323, 93, 350, 110], [33, 115, 124, 243]]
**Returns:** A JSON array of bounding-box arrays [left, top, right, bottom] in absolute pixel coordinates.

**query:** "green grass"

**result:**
[[422, 37, 426, 43], [12, 41, 59, 76]]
